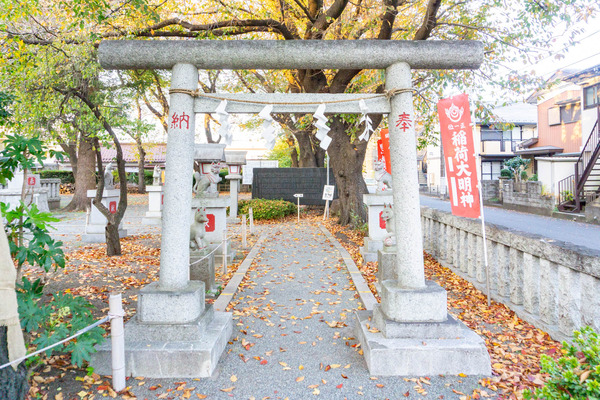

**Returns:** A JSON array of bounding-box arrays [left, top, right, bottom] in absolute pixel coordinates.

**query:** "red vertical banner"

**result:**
[[377, 139, 384, 161], [379, 129, 391, 174], [437, 94, 480, 219]]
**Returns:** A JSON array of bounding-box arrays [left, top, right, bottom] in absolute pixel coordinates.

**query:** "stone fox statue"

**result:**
[[192, 162, 221, 197], [374, 159, 392, 193], [190, 208, 208, 251], [381, 203, 396, 248], [103, 162, 115, 190]]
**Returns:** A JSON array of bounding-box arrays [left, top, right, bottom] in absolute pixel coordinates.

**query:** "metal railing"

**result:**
[[573, 109, 600, 211], [557, 174, 576, 209]]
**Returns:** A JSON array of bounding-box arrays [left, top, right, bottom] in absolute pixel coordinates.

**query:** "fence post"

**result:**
[[109, 293, 125, 392], [249, 207, 254, 235], [222, 229, 228, 274], [242, 215, 247, 248]]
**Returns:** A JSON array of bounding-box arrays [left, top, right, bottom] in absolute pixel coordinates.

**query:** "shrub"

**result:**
[[39, 170, 74, 184], [17, 278, 104, 367], [238, 199, 297, 220], [504, 156, 530, 181], [529, 174, 538, 181], [125, 170, 154, 185], [524, 326, 600, 400], [521, 170, 528, 181], [561, 190, 574, 202], [500, 168, 513, 178]]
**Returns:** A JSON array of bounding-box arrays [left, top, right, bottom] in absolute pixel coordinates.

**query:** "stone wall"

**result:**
[[500, 180, 554, 215], [40, 178, 61, 210], [481, 180, 499, 201], [421, 206, 600, 341], [585, 198, 600, 225]]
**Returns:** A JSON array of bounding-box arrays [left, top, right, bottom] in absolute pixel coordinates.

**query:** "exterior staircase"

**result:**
[[558, 110, 600, 212], [418, 169, 427, 186]]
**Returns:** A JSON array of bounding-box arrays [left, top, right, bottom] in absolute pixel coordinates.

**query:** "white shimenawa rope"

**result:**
[[189, 234, 235, 266]]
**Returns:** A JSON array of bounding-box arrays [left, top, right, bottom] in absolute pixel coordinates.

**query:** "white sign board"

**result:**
[[293, 193, 304, 198], [242, 159, 279, 185], [322, 185, 335, 201]]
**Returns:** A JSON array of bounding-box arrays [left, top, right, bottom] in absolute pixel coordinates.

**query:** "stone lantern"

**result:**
[[225, 151, 247, 223]]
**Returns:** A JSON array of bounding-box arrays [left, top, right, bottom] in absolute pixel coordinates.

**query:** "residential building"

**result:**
[[474, 103, 537, 180], [520, 65, 600, 211], [426, 102, 537, 194]]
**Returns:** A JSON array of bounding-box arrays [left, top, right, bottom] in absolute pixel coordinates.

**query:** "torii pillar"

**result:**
[[94, 40, 490, 377], [357, 61, 491, 375]]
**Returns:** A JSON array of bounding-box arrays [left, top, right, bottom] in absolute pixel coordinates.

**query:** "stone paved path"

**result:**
[[126, 220, 484, 399]]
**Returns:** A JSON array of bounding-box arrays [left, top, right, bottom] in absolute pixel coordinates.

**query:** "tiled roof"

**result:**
[[101, 143, 166, 164], [477, 103, 538, 125]]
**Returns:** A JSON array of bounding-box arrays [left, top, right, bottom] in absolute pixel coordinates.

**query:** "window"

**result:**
[[481, 126, 502, 141], [584, 83, 600, 109], [560, 103, 581, 123], [548, 107, 560, 125], [481, 161, 503, 180], [548, 102, 581, 125]]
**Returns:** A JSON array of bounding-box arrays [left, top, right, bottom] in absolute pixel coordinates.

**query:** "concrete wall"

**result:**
[[536, 156, 577, 197], [421, 206, 600, 341], [500, 180, 555, 215], [581, 101, 598, 147], [586, 198, 600, 224], [481, 180, 499, 201]]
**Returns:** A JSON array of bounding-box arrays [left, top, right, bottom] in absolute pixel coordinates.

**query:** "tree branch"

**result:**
[[307, 0, 348, 39], [413, 0, 442, 40], [117, 18, 300, 40], [377, 0, 400, 40]]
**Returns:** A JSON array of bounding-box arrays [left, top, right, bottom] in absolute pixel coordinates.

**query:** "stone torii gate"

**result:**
[[94, 40, 491, 377]]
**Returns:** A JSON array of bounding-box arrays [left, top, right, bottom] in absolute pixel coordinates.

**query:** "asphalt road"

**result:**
[[420, 195, 600, 253]]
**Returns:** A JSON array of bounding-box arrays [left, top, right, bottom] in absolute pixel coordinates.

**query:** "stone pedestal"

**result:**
[[192, 196, 233, 265], [142, 185, 163, 225], [376, 249, 397, 282], [91, 303, 232, 378], [0, 189, 49, 213], [190, 250, 216, 292], [0, 172, 50, 212], [360, 194, 393, 262], [83, 189, 127, 243], [355, 309, 491, 376], [192, 196, 230, 243]]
